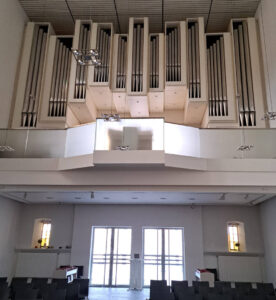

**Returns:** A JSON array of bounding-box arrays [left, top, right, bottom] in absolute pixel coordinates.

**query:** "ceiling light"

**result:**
[[72, 49, 101, 66], [74, 197, 81, 200], [0, 145, 15, 152], [237, 145, 254, 152], [104, 197, 110, 200], [46, 196, 53, 200], [102, 113, 120, 122], [263, 112, 276, 120], [160, 197, 167, 200], [132, 197, 138, 200], [116, 145, 130, 151], [188, 198, 195, 201]]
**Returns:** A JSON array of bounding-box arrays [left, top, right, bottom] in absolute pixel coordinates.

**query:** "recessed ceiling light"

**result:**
[[104, 197, 110, 200], [189, 198, 195, 201], [160, 197, 167, 200], [132, 197, 138, 200]]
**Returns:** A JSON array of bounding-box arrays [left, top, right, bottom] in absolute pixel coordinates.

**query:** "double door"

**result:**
[[91, 227, 132, 286]]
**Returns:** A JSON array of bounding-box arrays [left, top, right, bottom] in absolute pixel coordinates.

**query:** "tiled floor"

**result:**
[[89, 288, 149, 300]]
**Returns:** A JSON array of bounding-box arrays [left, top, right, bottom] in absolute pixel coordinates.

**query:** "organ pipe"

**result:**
[[94, 27, 111, 83], [207, 35, 228, 117], [22, 25, 48, 127], [116, 36, 127, 89], [233, 21, 256, 127], [188, 21, 201, 98], [150, 35, 160, 88], [74, 23, 90, 99], [48, 38, 72, 117], [131, 23, 144, 92], [166, 26, 181, 82]]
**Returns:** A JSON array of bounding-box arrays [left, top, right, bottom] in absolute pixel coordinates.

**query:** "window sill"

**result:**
[[15, 248, 71, 254]]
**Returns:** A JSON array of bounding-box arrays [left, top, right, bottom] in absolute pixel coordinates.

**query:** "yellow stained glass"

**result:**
[[228, 224, 240, 252], [41, 223, 51, 247]]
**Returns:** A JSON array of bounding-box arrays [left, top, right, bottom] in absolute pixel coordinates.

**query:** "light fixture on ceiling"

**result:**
[[219, 193, 226, 201], [263, 112, 276, 121], [102, 113, 121, 122], [72, 49, 101, 66], [0, 145, 15, 152], [237, 145, 254, 152], [116, 145, 130, 151]]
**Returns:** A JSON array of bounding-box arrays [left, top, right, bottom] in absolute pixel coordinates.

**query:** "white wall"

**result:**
[[255, 0, 276, 128], [202, 206, 265, 282], [260, 197, 276, 285], [0, 0, 28, 128], [17, 204, 75, 249], [0, 197, 21, 280], [14, 203, 266, 283], [203, 206, 263, 254], [70, 204, 204, 283]]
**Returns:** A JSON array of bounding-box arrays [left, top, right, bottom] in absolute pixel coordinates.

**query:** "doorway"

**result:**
[[91, 227, 132, 286], [143, 227, 185, 286]]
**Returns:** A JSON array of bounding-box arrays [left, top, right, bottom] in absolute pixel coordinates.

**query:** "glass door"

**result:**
[[91, 227, 132, 286], [143, 228, 184, 286]]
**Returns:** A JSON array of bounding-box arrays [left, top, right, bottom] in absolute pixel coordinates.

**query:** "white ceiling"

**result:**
[[18, 0, 261, 34], [1, 190, 273, 205]]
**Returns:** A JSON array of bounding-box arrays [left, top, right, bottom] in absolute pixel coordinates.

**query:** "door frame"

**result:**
[[90, 226, 132, 287], [142, 226, 185, 287]]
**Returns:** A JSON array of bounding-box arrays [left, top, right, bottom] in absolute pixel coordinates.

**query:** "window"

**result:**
[[32, 218, 52, 248], [227, 222, 246, 252], [41, 221, 51, 247], [143, 228, 184, 286], [228, 223, 240, 251], [90, 227, 132, 286]]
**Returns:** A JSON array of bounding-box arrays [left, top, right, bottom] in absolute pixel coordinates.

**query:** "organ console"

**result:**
[[11, 16, 267, 129]]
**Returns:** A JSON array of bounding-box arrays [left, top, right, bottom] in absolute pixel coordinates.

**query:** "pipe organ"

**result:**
[[67, 20, 95, 124], [148, 33, 165, 114], [87, 23, 114, 113], [203, 33, 238, 128], [112, 34, 129, 113], [12, 23, 53, 128], [231, 19, 265, 128], [11, 17, 267, 129], [39, 36, 73, 128], [184, 18, 208, 126]]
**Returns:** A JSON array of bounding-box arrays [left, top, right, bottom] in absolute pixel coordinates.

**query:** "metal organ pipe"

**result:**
[[131, 23, 144, 92], [150, 35, 159, 88], [116, 36, 127, 89], [22, 26, 48, 127], [49, 37, 72, 117], [233, 21, 256, 126], [166, 26, 180, 82], [207, 35, 228, 117], [188, 21, 201, 98], [74, 23, 90, 99]]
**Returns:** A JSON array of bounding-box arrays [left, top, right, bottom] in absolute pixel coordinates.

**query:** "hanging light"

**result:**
[[237, 145, 254, 152], [101, 113, 121, 122], [116, 145, 130, 151], [263, 112, 276, 121], [0, 145, 15, 152], [72, 49, 101, 66]]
